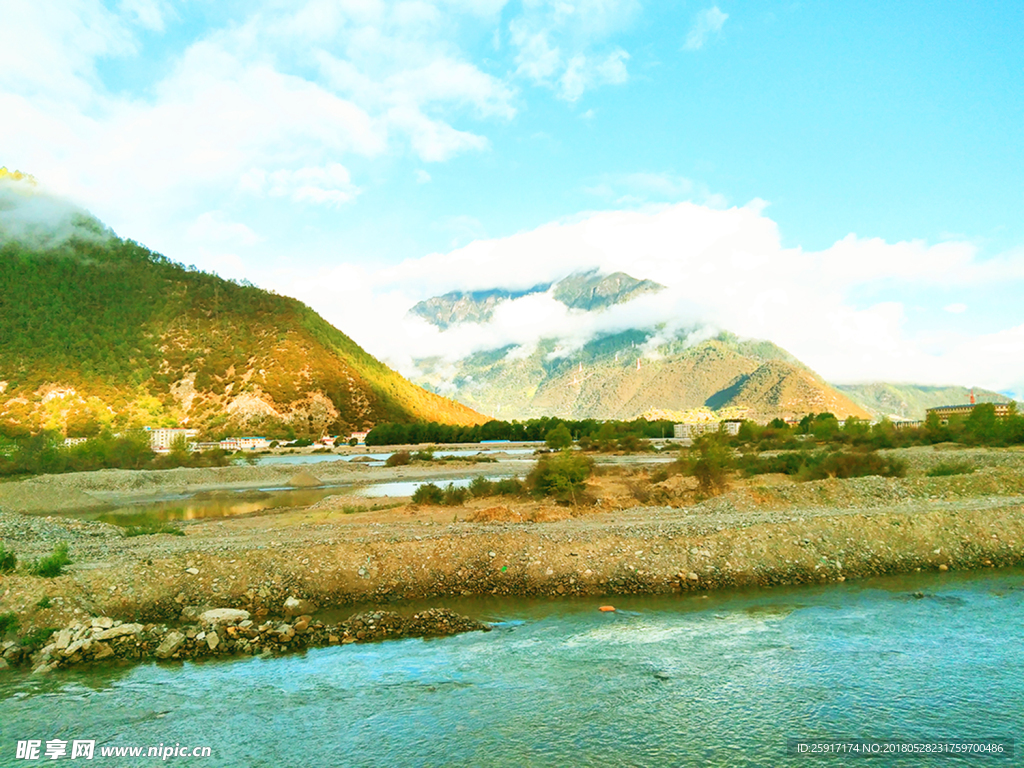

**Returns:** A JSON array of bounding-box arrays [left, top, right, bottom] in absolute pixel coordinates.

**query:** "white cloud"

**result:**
[[244, 164, 361, 206], [510, 0, 639, 101], [684, 6, 728, 51], [286, 201, 1024, 398], [415, 169, 432, 183], [943, 303, 968, 314], [118, 0, 171, 32]]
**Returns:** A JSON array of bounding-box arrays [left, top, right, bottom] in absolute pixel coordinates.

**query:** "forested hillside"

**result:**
[[0, 232, 485, 439]]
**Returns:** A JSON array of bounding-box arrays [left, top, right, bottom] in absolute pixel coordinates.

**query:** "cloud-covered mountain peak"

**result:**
[[408, 268, 664, 330]]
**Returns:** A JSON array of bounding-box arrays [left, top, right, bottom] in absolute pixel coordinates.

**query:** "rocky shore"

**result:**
[[1, 603, 489, 673]]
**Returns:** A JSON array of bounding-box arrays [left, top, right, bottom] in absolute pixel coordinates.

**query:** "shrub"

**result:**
[[385, 451, 411, 467], [413, 447, 436, 462], [544, 424, 573, 450], [927, 460, 976, 477], [19, 627, 56, 651], [684, 437, 733, 496], [31, 542, 72, 578], [527, 451, 594, 502], [36, 596, 52, 609], [494, 478, 526, 496], [0, 611, 18, 636], [442, 484, 469, 506], [0, 543, 16, 573], [799, 451, 907, 481], [411, 483, 444, 505], [469, 476, 496, 497]]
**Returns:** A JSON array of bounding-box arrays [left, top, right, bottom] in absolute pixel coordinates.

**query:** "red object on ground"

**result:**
[[599, 605, 616, 612]]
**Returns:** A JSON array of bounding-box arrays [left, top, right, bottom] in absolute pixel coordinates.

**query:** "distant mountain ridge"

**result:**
[[836, 383, 1013, 421], [409, 269, 664, 329]]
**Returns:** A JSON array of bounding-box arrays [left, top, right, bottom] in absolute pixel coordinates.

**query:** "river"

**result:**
[[1, 568, 1021, 766]]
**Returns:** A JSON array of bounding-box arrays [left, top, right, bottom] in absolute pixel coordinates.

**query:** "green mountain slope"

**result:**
[[414, 329, 870, 421], [835, 383, 1012, 421], [0, 203, 485, 439]]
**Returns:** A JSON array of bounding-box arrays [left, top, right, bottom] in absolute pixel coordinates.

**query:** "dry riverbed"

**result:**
[[2, 445, 1024, 672]]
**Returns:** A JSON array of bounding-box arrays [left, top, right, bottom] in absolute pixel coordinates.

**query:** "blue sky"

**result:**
[[1, 0, 1022, 396]]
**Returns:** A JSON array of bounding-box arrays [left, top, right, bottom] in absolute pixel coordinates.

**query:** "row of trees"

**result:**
[[365, 417, 676, 446], [365, 404, 1024, 452]]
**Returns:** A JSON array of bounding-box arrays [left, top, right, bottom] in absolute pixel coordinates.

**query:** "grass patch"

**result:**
[[0, 611, 18, 636], [30, 542, 72, 578], [340, 502, 401, 515], [123, 523, 185, 537], [35, 596, 52, 609], [19, 627, 57, 651], [0, 543, 16, 573], [927, 460, 976, 477]]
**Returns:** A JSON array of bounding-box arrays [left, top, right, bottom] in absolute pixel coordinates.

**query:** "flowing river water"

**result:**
[[1, 568, 1021, 766]]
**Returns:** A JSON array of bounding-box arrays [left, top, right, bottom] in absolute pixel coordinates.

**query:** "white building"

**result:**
[[146, 427, 199, 452], [220, 436, 270, 452], [673, 420, 742, 439]]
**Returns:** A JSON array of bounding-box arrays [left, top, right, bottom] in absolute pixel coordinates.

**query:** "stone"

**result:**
[[91, 617, 114, 629], [185, 567, 200, 575], [0, 658, 9, 671], [939, 564, 949, 572], [283, 597, 316, 619], [92, 643, 114, 660], [92, 624, 144, 641], [62, 639, 90, 658], [199, 608, 250, 626], [155, 631, 186, 659], [686, 572, 699, 582], [54, 629, 73, 651], [206, 632, 220, 651]]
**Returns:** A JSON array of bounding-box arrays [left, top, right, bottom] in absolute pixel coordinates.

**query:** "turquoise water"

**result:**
[[1, 569, 1021, 767]]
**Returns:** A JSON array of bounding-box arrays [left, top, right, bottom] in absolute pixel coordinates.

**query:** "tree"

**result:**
[[545, 423, 573, 450], [686, 435, 732, 496]]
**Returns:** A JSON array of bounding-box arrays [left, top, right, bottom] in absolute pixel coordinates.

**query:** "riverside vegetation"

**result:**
[[2, 407, 1023, 674]]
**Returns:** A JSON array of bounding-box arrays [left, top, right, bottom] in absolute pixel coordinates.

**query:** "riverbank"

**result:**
[[1, 445, 1023, 672]]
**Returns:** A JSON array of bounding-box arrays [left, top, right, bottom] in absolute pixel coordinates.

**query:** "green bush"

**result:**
[[0, 543, 16, 573], [385, 451, 411, 467], [0, 611, 18, 636], [544, 424, 573, 450], [411, 483, 444, 505], [442, 484, 469, 506], [527, 451, 594, 502], [469, 476, 496, 497], [36, 596, 52, 609], [19, 627, 56, 651], [31, 542, 72, 578], [926, 460, 976, 477], [685, 437, 733, 496], [799, 451, 907, 481], [494, 478, 526, 495], [413, 447, 436, 462]]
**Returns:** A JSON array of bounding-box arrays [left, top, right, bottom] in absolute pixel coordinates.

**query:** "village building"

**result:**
[[219, 436, 271, 452], [926, 402, 1015, 426], [145, 427, 199, 452]]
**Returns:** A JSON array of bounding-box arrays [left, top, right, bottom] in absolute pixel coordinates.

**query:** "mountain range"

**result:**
[[0, 179, 484, 439], [409, 271, 874, 421]]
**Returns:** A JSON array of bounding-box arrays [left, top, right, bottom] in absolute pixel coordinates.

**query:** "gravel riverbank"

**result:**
[[2, 445, 1023, 673]]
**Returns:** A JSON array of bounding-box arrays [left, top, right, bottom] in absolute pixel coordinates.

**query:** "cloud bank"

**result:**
[[279, 201, 1024, 399]]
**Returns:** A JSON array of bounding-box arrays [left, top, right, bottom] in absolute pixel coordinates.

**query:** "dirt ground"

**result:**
[[1, 445, 1023, 640]]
